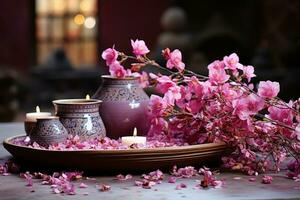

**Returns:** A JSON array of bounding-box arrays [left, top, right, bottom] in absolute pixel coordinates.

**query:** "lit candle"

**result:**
[[86, 94, 90, 100], [24, 106, 52, 136], [121, 127, 146, 146], [25, 106, 51, 122]]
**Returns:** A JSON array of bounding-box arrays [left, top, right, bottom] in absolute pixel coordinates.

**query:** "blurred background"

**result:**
[[0, 0, 299, 122]]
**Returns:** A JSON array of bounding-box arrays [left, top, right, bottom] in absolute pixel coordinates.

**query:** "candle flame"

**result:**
[[36, 106, 40, 113], [86, 94, 90, 100], [133, 127, 137, 137]]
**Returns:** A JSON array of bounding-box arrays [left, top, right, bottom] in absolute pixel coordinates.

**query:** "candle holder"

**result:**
[[30, 116, 68, 147], [24, 121, 36, 136], [53, 99, 106, 139], [24, 106, 51, 136], [121, 127, 147, 146]]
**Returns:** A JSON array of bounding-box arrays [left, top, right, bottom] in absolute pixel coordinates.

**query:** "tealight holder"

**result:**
[[24, 106, 51, 136], [30, 116, 68, 147], [24, 121, 36, 137], [53, 99, 106, 139]]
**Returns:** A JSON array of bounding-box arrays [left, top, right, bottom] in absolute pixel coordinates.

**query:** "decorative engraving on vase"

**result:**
[[31, 117, 68, 147], [53, 99, 106, 139], [93, 75, 150, 139], [59, 117, 105, 137]]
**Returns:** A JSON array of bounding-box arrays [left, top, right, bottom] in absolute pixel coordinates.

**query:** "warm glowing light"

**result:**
[[86, 94, 90, 100], [36, 106, 40, 113], [84, 17, 96, 29], [133, 127, 137, 137], [74, 14, 85, 25], [80, 0, 92, 12]]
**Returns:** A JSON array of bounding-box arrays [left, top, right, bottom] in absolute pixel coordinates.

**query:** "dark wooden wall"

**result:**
[[98, 0, 170, 54], [0, 0, 32, 72], [0, 0, 171, 73]]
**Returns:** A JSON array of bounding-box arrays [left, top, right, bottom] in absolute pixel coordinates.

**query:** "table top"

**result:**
[[0, 123, 299, 200]]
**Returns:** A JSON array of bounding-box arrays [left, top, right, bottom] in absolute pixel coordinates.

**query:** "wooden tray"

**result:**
[[3, 135, 229, 173]]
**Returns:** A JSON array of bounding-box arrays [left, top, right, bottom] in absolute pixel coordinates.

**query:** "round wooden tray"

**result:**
[[3, 135, 229, 173]]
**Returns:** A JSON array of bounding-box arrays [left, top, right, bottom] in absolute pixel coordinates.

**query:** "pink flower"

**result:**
[[131, 39, 150, 56], [176, 86, 192, 109], [198, 167, 224, 188], [20, 172, 33, 187], [246, 94, 264, 114], [231, 101, 245, 120], [287, 159, 300, 180], [155, 76, 176, 93], [166, 49, 185, 72], [116, 174, 132, 181], [101, 47, 118, 65], [134, 180, 143, 186], [134, 170, 164, 189], [148, 117, 168, 135], [268, 104, 293, 125], [162, 48, 171, 59], [262, 175, 273, 184], [242, 65, 256, 82], [223, 53, 242, 70], [296, 124, 300, 141], [132, 71, 149, 88], [65, 172, 83, 181], [187, 99, 203, 114], [109, 62, 127, 78], [208, 61, 230, 85], [142, 181, 156, 189], [142, 170, 164, 182], [257, 81, 280, 98], [163, 86, 182, 106], [131, 63, 145, 72], [188, 76, 205, 97], [172, 166, 197, 178], [221, 83, 238, 100], [148, 95, 167, 117], [233, 94, 264, 120]]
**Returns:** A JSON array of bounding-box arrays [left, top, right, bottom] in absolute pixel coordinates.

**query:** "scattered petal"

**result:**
[[262, 175, 273, 184], [99, 184, 111, 192], [248, 177, 256, 182], [79, 183, 88, 188], [175, 183, 187, 190], [168, 176, 177, 183]]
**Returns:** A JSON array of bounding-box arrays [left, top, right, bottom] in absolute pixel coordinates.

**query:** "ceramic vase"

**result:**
[[31, 116, 68, 147], [53, 99, 106, 139], [93, 75, 150, 139]]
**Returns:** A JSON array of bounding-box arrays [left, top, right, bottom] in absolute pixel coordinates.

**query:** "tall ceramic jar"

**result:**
[[93, 75, 150, 139]]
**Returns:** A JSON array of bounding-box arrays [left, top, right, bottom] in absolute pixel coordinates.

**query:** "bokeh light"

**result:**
[[73, 14, 85, 25], [84, 17, 96, 29]]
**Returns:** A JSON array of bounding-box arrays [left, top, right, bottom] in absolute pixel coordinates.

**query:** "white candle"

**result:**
[[25, 106, 51, 122], [121, 127, 146, 146]]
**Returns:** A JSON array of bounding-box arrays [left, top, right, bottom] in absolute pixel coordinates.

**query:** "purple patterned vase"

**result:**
[[31, 116, 68, 147], [93, 75, 150, 139], [53, 99, 106, 139]]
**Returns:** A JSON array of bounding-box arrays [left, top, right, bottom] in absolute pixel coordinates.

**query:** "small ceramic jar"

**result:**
[[53, 99, 106, 139], [30, 116, 68, 147], [24, 121, 36, 137], [24, 110, 51, 136]]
